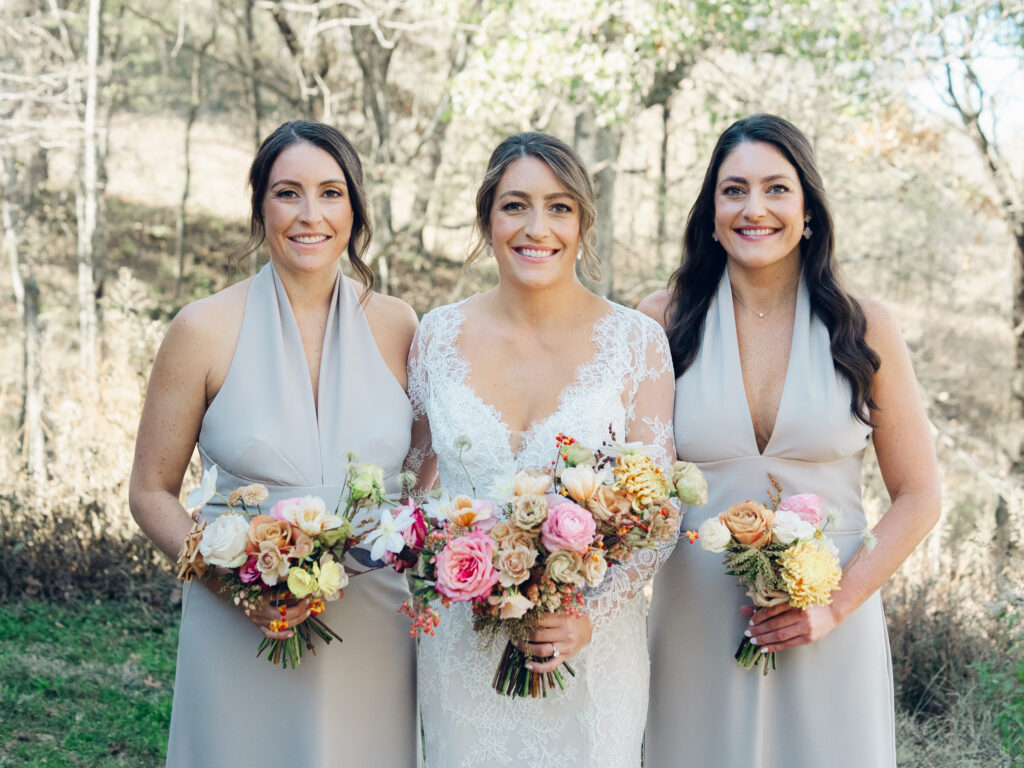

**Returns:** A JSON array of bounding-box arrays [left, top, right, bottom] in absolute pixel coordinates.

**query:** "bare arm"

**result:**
[[748, 298, 942, 652]]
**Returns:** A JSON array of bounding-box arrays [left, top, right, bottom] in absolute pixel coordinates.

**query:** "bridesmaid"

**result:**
[[639, 114, 941, 767], [129, 121, 418, 767]]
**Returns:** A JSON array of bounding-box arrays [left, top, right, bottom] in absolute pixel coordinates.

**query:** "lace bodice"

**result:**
[[406, 296, 676, 767]]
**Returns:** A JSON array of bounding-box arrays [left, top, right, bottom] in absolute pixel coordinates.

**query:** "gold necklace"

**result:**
[[731, 284, 797, 319]]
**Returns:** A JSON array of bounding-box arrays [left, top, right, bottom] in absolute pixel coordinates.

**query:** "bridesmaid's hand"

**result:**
[[205, 569, 312, 640], [741, 603, 839, 654], [521, 613, 593, 673]]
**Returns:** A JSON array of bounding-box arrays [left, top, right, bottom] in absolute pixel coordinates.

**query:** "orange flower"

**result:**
[[247, 515, 293, 554], [719, 500, 775, 549]]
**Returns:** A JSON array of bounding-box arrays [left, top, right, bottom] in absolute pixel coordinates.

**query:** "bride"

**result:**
[[407, 132, 676, 767]]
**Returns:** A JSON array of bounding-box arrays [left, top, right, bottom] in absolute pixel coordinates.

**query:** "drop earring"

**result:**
[[576, 246, 583, 262], [711, 231, 719, 242], [802, 214, 812, 240]]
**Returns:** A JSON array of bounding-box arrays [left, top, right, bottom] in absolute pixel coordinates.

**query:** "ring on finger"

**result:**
[[551, 644, 559, 659]]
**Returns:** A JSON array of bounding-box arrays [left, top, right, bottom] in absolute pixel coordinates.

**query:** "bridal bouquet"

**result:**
[[176, 460, 393, 669], [388, 433, 708, 697], [696, 475, 842, 675]]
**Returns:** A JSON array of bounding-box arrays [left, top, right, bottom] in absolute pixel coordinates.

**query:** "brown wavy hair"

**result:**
[[666, 114, 879, 424]]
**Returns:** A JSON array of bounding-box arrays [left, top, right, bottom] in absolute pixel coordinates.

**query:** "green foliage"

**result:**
[[0, 600, 177, 767], [973, 614, 1024, 760], [722, 542, 787, 595]]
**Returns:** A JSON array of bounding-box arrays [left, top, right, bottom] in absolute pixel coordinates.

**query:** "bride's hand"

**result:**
[[522, 612, 593, 673]]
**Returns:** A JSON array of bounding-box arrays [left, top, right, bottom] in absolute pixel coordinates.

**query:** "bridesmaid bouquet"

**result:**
[[695, 475, 843, 675], [176, 460, 396, 669], [388, 433, 708, 697]]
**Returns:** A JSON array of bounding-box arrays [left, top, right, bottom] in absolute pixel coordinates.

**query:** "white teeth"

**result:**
[[519, 248, 553, 258], [739, 228, 776, 236], [292, 235, 328, 244]]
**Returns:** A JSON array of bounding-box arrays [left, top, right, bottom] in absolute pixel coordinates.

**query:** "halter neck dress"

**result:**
[[646, 271, 896, 768], [165, 262, 416, 767]]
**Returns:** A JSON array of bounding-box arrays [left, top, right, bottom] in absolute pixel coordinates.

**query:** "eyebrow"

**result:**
[[498, 190, 574, 200], [270, 178, 348, 188], [719, 174, 794, 185]]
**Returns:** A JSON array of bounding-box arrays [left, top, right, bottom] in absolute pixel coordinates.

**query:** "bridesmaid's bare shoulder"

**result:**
[[355, 279, 418, 389], [637, 289, 672, 331]]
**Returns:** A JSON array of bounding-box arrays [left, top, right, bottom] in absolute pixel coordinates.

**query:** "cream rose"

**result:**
[[669, 461, 708, 506], [255, 541, 290, 586], [197, 513, 249, 568], [544, 550, 584, 586], [509, 495, 549, 531], [586, 485, 632, 524], [513, 469, 552, 497], [489, 520, 536, 551], [771, 509, 817, 545], [315, 554, 347, 599], [697, 517, 732, 553], [287, 566, 316, 599], [277, 496, 342, 537], [719, 501, 775, 549], [496, 545, 537, 587]]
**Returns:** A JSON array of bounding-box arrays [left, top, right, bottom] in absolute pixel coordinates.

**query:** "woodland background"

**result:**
[[1, 0, 1023, 765]]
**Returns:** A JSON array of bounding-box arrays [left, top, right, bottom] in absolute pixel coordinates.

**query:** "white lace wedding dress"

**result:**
[[407, 297, 676, 768]]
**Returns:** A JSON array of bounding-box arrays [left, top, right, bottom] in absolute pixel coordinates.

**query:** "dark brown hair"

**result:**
[[468, 131, 600, 280], [666, 114, 880, 424], [238, 120, 374, 292]]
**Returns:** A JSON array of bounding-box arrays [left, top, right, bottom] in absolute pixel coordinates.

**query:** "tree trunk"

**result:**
[[657, 101, 671, 273], [574, 109, 620, 298], [244, 0, 263, 150], [23, 275, 45, 487], [77, 0, 102, 376]]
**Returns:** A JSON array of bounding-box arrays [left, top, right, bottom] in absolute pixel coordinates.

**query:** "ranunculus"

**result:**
[[197, 513, 249, 568], [513, 469, 552, 497], [238, 555, 261, 584], [772, 509, 817, 546], [315, 554, 347, 599], [586, 485, 633, 524], [779, 494, 825, 527], [719, 500, 774, 549], [581, 549, 608, 587], [255, 541, 290, 586], [541, 502, 597, 555], [545, 550, 584, 586], [269, 497, 302, 520], [489, 520, 536, 551], [435, 530, 500, 602], [697, 517, 732, 553], [287, 566, 316, 599], [247, 515, 293, 553], [276, 495, 342, 537], [560, 465, 601, 503], [669, 461, 708, 506], [509, 495, 548, 531], [487, 591, 534, 619], [349, 462, 386, 500], [496, 545, 537, 587]]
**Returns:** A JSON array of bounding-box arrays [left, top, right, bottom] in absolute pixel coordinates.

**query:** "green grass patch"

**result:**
[[0, 600, 178, 767]]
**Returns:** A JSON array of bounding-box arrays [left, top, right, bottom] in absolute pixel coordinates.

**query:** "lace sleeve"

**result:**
[[585, 313, 677, 632], [402, 316, 438, 492]]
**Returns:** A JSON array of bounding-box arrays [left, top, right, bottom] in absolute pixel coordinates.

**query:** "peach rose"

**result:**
[[496, 545, 538, 587], [489, 520, 537, 551], [581, 549, 608, 588], [509, 495, 548, 531], [247, 515, 293, 553], [586, 485, 632, 524], [719, 500, 775, 549]]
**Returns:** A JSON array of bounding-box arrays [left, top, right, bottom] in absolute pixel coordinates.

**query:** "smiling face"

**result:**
[[262, 141, 353, 278], [713, 141, 806, 274], [488, 155, 581, 291]]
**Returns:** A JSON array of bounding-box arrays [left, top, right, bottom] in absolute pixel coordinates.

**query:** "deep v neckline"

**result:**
[[450, 298, 616, 461], [721, 271, 805, 457]]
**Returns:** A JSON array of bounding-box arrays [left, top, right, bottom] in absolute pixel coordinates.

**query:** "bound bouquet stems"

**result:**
[[734, 637, 776, 676], [492, 640, 577, 698]]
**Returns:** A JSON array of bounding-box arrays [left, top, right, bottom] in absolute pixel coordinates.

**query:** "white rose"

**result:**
[[197, 513, 250, 567], [487, 592, 534, 620], [771, 509, 817, 545], [697, 517, 732, 553]]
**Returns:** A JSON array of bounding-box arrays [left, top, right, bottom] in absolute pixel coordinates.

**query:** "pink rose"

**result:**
[[435, 529, 500, 602], [269, 497, 304, 521], [779, 494, 824, 527], [541, 502, 597, 555]]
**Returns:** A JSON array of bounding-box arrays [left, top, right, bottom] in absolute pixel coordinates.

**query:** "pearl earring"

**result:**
[[576, 246, 583, 262], [802, 214, 812, 241], [711, 231, 719, 242]]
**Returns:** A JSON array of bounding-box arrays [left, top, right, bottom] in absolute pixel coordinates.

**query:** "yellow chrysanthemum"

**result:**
[[613, 454, 670, 512], [779, 540, 842, 609]]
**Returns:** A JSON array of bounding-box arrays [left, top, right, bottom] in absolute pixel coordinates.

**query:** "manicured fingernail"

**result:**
[[748, 619, 754, 626], [525, 663, 535, 671], [749, 637, 758, 646], [744, 629, 751, 637]]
